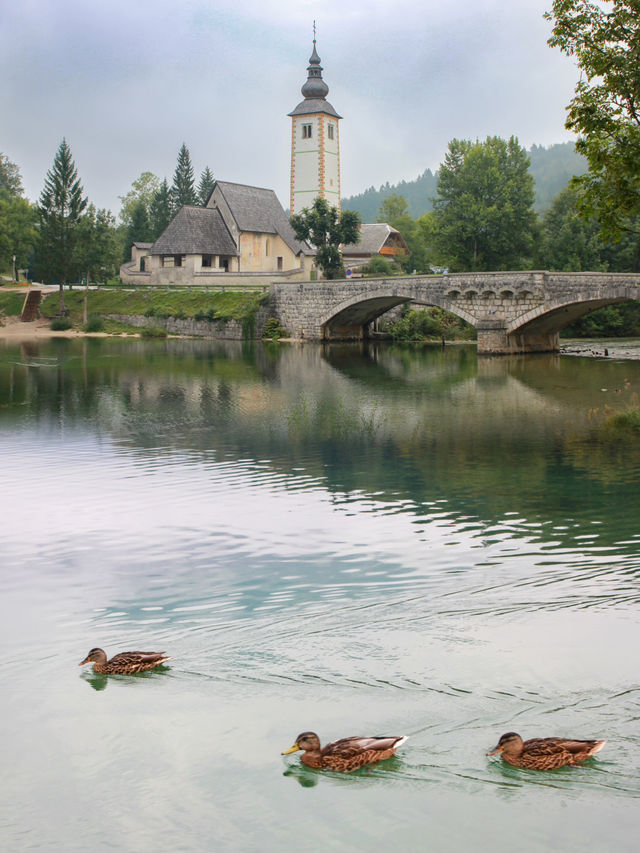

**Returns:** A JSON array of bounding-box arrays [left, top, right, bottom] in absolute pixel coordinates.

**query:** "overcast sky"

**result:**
[[1, 0, 580, 217]]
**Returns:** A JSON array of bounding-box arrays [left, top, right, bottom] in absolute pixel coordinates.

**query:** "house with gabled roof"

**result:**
[[121, 180, 316, 286], [342, 223, 410, 269]]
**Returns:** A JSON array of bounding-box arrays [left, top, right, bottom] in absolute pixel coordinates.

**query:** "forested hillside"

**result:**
[[342, 142, 586, 221]]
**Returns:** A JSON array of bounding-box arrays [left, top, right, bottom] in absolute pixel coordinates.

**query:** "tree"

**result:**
[[376, 193, 409, 223], [37, 139, 88, 312], [118, 172, 160, 227], [290, 197, 361, 279], [428, 136, 536, 271], [197, 166, 215, 206], [122, 200, 153, 261], [0, 195, 38, 275], [536, 186, 605, 271], [170, 143, 197, 212], [149, 178, 172, 240], [546, 1, 640, 237], [76, 206, 121, 320], [0, 153, 23, 197]]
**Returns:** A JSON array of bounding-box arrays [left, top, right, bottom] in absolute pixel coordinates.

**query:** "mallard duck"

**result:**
[[487, 731, 606, 770], [282, 731, 408, 772], [78, 648, 171, 675]]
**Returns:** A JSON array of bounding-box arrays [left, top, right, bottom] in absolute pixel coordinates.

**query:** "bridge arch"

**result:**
[[318, 288, 475, 339], [507, 293, 634, 337]]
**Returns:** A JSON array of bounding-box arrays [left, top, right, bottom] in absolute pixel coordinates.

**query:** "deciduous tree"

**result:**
[[546, 0, 640, 237], [37, 139, 88, 313], [428, 136, 536, 271], [0, 196, 38, 275], [118, 172, 160, 227], [290, 197, 361, 279]]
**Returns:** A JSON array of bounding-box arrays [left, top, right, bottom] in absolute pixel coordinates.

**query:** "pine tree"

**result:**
[[170, 143, 197, 213], [197, 167, 215, 206], [149, 179, 172, 240], [37, 139, 88, 313], [123, 201, 153, 262]]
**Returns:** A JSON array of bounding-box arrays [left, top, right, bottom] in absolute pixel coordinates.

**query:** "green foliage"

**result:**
[[39, 289, 264, 329], [118, 172, 160, 227], [37, 139, 88, 313], [342, 144, 586, 220], [171, 143, 197, 212], [78, 205, 122, 283], [546, 0, 640, 238], [84, 314, 105, 332], [141, 326, 168, 338], [429, 136, 536, 271], [0, 153, 24, 197], [363, 256, 395, 276], [197, 167, 215, 206], [123, 200, 153, 260], [49, 315, 73, 330], [263, 317, 287, 340], [149, 178, 172, 240], [376, 193, 409, 223], [0, 195, 38, 273], [536, 186, 605, 271], [0, 291, 27, 316], [382, 307, 475, 341], [563, 302, 640, 337], [290, 197, 361, 278]]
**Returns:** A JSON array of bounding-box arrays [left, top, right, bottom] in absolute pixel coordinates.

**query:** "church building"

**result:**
[[288, 35, 342, 215], [121, 33, 404, 286]]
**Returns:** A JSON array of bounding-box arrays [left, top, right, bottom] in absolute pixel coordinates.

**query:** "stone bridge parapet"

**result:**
[[269, 271, 640, 353]]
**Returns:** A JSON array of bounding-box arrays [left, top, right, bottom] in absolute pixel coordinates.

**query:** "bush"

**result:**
[[49, 316, 73, 331], [141, 326, 168, 338], [264, 317, 287, 341], [84, 315, 104, 332], [363, 256, 395, 277]]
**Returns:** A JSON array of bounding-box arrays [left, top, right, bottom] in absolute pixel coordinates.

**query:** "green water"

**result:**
[[1, 337, 639, 852]]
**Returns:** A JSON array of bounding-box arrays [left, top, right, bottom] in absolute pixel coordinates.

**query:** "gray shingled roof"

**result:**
[[150, 206, 238, 256], [288, 98, 342, 119], [343, 223, 407, 256], [215, 181, 314, 255], [132, 241, 153, 249]]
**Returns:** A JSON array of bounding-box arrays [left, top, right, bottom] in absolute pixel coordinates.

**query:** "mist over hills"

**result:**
[[342, 142, 586, 222]]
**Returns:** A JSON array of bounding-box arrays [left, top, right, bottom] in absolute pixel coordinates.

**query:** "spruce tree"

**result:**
[[170, 143, 197, 213], [149, 179, 172, 240], [197, 166, 215, 206], [38, 139, 88, 313], [123, 201, 153, 262]]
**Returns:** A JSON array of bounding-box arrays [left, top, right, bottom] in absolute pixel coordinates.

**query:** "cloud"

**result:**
[[0, 0, 578, 214]]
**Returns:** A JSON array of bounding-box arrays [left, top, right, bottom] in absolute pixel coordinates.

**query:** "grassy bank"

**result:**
[[38, 288, 267, 324], [0, 291, 28, 319]]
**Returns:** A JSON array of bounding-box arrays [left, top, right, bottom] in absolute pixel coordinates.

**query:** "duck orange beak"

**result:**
[[282, 743, 300, 755], [487, 745, 502, 756], [79, 658, 89, 666]]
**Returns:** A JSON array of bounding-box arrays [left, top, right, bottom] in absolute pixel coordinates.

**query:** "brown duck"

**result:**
[[79, 648, 171, 675], [282, 731, 408, 772], [487, 731, 606, 770]]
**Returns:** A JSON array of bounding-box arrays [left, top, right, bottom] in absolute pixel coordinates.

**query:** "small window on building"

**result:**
[[277, 256, 283, 271], [202, 254, 212, 268], [302, 123, 312, 139], [219, 258, 229, 271], [327, 123, 334, 140], [174, 255, 183, 267], [139, 258, 146, 272]]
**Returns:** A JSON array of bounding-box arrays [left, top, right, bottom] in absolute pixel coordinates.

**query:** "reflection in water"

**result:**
[[1, 338, 640, 853]]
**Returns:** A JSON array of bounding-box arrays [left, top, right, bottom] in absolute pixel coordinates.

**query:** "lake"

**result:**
[[1, 337, 639, 852]]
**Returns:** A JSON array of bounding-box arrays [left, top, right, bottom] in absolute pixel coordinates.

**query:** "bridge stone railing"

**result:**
[[270, 271, 640, 353]]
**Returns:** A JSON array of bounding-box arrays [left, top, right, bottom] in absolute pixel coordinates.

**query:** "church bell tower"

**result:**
[[289, 30, 342, 216]]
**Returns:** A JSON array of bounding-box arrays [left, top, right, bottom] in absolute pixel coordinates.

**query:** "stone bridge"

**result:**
[[269, 270, 640, 353]]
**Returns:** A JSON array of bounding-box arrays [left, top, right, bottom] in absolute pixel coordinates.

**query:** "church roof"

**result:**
[[288, 37, 342, 120], [150, 206, 238, 256], [214, 181, 315, 255]]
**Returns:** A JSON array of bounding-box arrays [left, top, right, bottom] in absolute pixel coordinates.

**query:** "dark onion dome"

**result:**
[[288, 39, 342, 119]]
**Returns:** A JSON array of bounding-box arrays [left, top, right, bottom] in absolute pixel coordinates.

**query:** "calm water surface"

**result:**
[[1, 337, 639, 852]]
